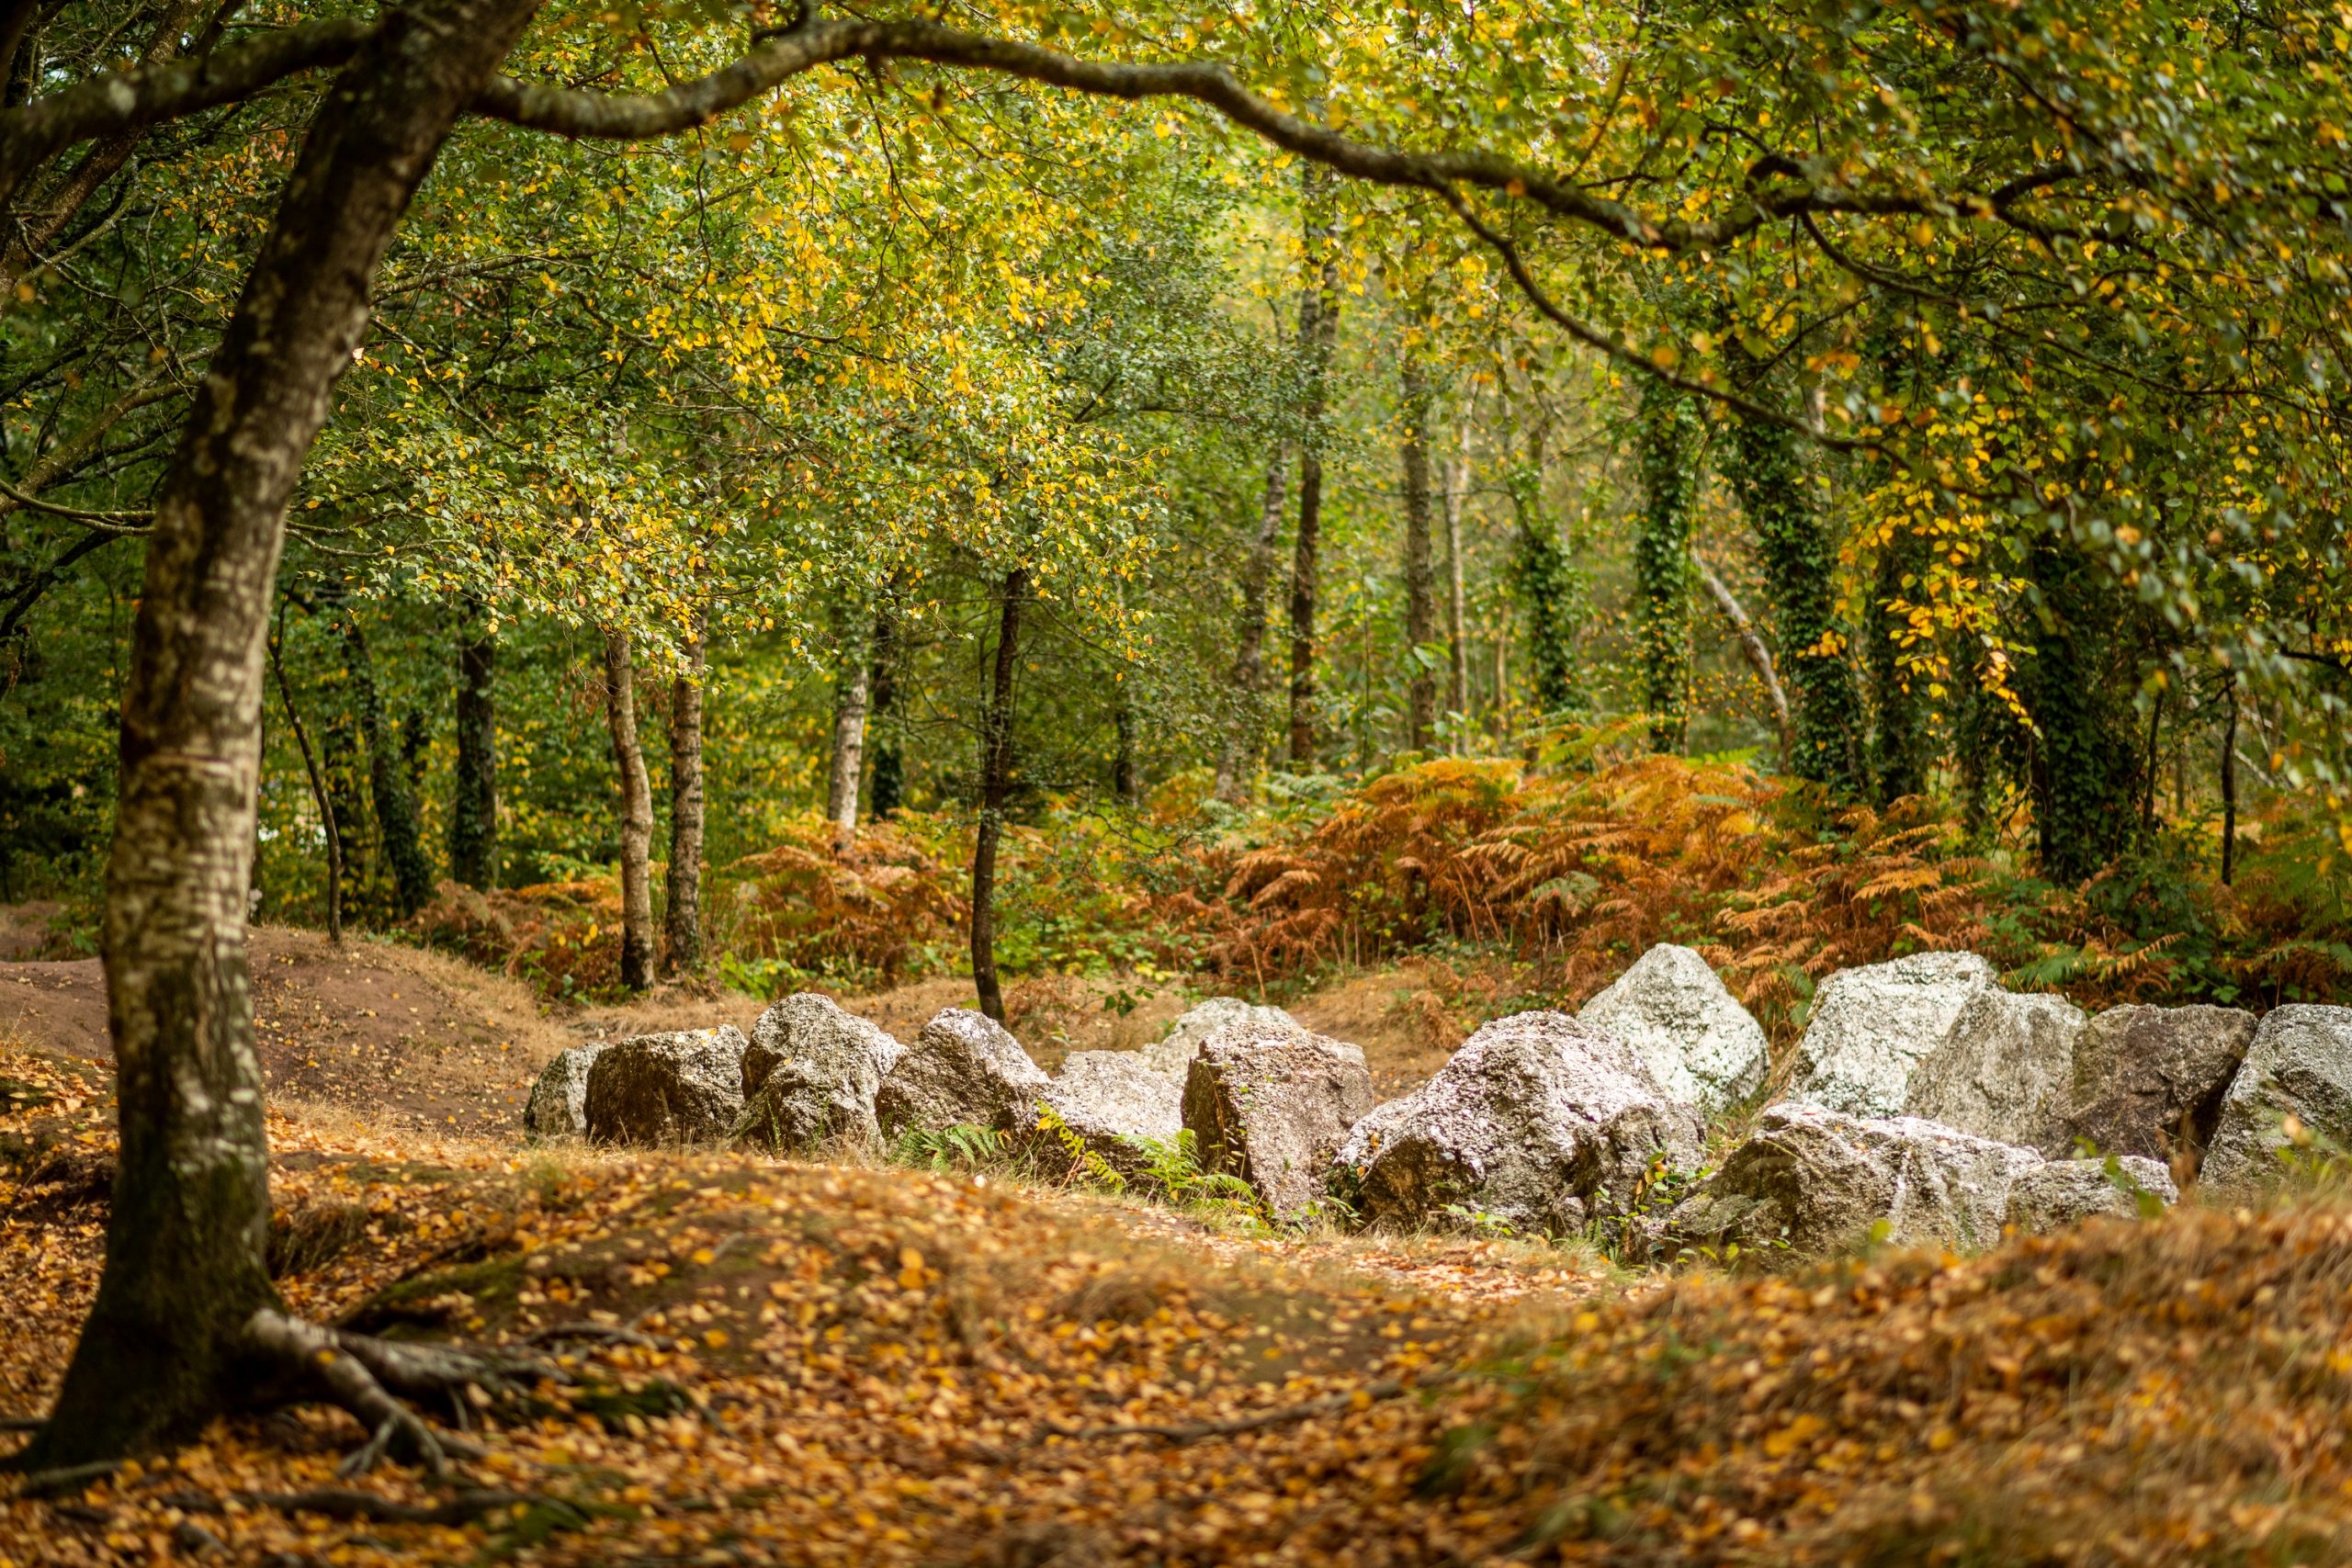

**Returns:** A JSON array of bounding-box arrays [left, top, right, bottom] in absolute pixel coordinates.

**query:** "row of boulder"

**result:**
[[522, 943, 2352, 1258]]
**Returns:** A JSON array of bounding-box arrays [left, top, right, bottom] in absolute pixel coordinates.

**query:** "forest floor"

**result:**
[[6, 924, 2352, 1563]]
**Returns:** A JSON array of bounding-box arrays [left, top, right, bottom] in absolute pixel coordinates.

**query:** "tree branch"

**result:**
[[0, 18, 374, 208], [471, 18, 1959, 252]]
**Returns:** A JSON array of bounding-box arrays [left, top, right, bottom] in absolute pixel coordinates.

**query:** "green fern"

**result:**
[[893, 1122, 1006, 1173], [1124, 1129, 1264, 1218]]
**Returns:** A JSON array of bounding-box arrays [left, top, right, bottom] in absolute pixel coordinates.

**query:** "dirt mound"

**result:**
[[1, 924, 570, 1136]]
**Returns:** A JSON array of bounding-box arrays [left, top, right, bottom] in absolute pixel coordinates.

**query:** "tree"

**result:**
[[969, 568, 1026, 1024], [1287, 175, 1340, 769], [448, 595, 498, 889], [663, 614, 706, 976], [1634, 380, 1700, 753], [1398, 348, 1439, 750]]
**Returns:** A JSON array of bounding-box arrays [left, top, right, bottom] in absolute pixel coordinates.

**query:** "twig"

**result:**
[[160, 1485, 533, 1525], [0, 473, 152, 530], [1028, 1374, 1445, 1448], [522, 1321, 660, 1349]]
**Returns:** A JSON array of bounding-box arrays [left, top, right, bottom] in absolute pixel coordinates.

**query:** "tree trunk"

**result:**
[[338, 601, 433, 916], [1287, 180, 1340, 769], [868, 600, 904, 819], [1442, 413, 1471, 728], [1114, 690, 1140, 803], [2220, 689, 2239, 886], [1634, 379, 1699, 754], [663, 615, 706, 977], [1214, 452, 1288, 802], [270, 633, 341, 945], [602, 626, 655, 993], [22, 0, 543, 1472], [1399, 351, 1438, 752], [448, 595, 497, 890], [971, 568, 1026, 1025], [1509, 424, 1583, 719], [825, 607, 871, 848]]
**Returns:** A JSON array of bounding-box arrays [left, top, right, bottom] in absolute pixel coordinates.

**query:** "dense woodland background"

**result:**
[[3, 0, 2350, 1029]]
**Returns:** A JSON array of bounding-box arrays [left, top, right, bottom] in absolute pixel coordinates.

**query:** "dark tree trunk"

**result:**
[[867, 601, 904, 819], [270, 632, 341, 944], [602, 625, 655, 992], [825, 605, 871, 847], [1634, 379, 1699, 754], [338, 602, 433, 917], [2022, 534, 2143, 883], [1510, 422, 1584, 719], [1114, 691, 1139, 803], [448, 595, 497, 890], [2221, 689, 2239, 886], [1442, 413, 1471, 727], [1287, 182, 1340, 769], [1214, 451, 1287, 803], [1399, 351, 1438, 752], [21, 0, 544, 1472], [663, 614, 705, 977], [971, 568, 1026, 1025]]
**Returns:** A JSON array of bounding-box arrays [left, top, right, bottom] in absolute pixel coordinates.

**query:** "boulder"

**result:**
[[2200, 1005, 2352, 1187], [1665, 1102, 2177, 1259], [876, 1008, 1050, 1137], [1787, 952, 1998, 1116], [1904, 988, 2086, 1146], [1332, 1010, 1702, 1236], [582, 1028, 749, 1145], [736, 993, 905, 1152], [1182, 1022, 1377, 1221], [1021, 1051, 1183, 1176], [523, 1043, 607, 1139], [2041, 1003, 2256, 1160], [1578, 943, 1770, 1114], [1142, 997, 1309, 1077], [2006, 1156, 2177, 1231]]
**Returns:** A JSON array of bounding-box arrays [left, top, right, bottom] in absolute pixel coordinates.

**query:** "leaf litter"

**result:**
[[8, 1038, 2352, 1564]]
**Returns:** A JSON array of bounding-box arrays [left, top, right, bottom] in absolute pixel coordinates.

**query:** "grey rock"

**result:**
[[1142, 997, 1310, 1077], [1667, 1102, 2175, 1260], [1182, 1022, 1377, 1221], [876, 1008, 1050, 1137], [523, 1043, 607, 1140], [2043, 1003, 2256, 1160], [2006, 1156, 2177, 1231], [2201, 1005, 2352, 1187], [1332, 1010, 1702, 1235], [1787, 952, 1998, 1116], [1578, 943, 1770, 1114], [737, 993, 905, 1152], [1904, 987, 2086, 1146], [1020, 1050, 1184, 1176], [582, 1028, 749, 1145]]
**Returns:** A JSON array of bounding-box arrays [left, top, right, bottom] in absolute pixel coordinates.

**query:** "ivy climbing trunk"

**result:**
[[1721, 367, 1864, 795], [971, 568, 1026, 1025], [1214, 453, 1287, 803], [1634, 379, 1700, 753], [20, 0, 545, 1472], [602, 626, 656, 992], [1866, 530, 1934, 804], [2021, 533, 2145, 884], [448, 593, 497, 890], [1509, 424, 1582, 718], [1399, 351, 1439, 752], [663, 615, 705, 978]]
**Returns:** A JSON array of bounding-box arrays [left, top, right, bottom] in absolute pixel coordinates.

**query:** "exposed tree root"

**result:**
[[243, 1310, 553, 1479], [159, 1484, 541, 1527], [522, 1321, 661, 1349]]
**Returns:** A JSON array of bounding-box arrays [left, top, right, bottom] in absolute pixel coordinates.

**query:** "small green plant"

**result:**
[[1441, 1202, 1517, 1238], [1125, 1129, 1262, 1218], [894, 1122, 1006, 1174]]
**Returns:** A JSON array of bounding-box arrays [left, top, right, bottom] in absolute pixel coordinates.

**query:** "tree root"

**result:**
[[522, 1321, 661, 1349], [243, 1310, 555, 1479], [160, 1484, 540, 1527]]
